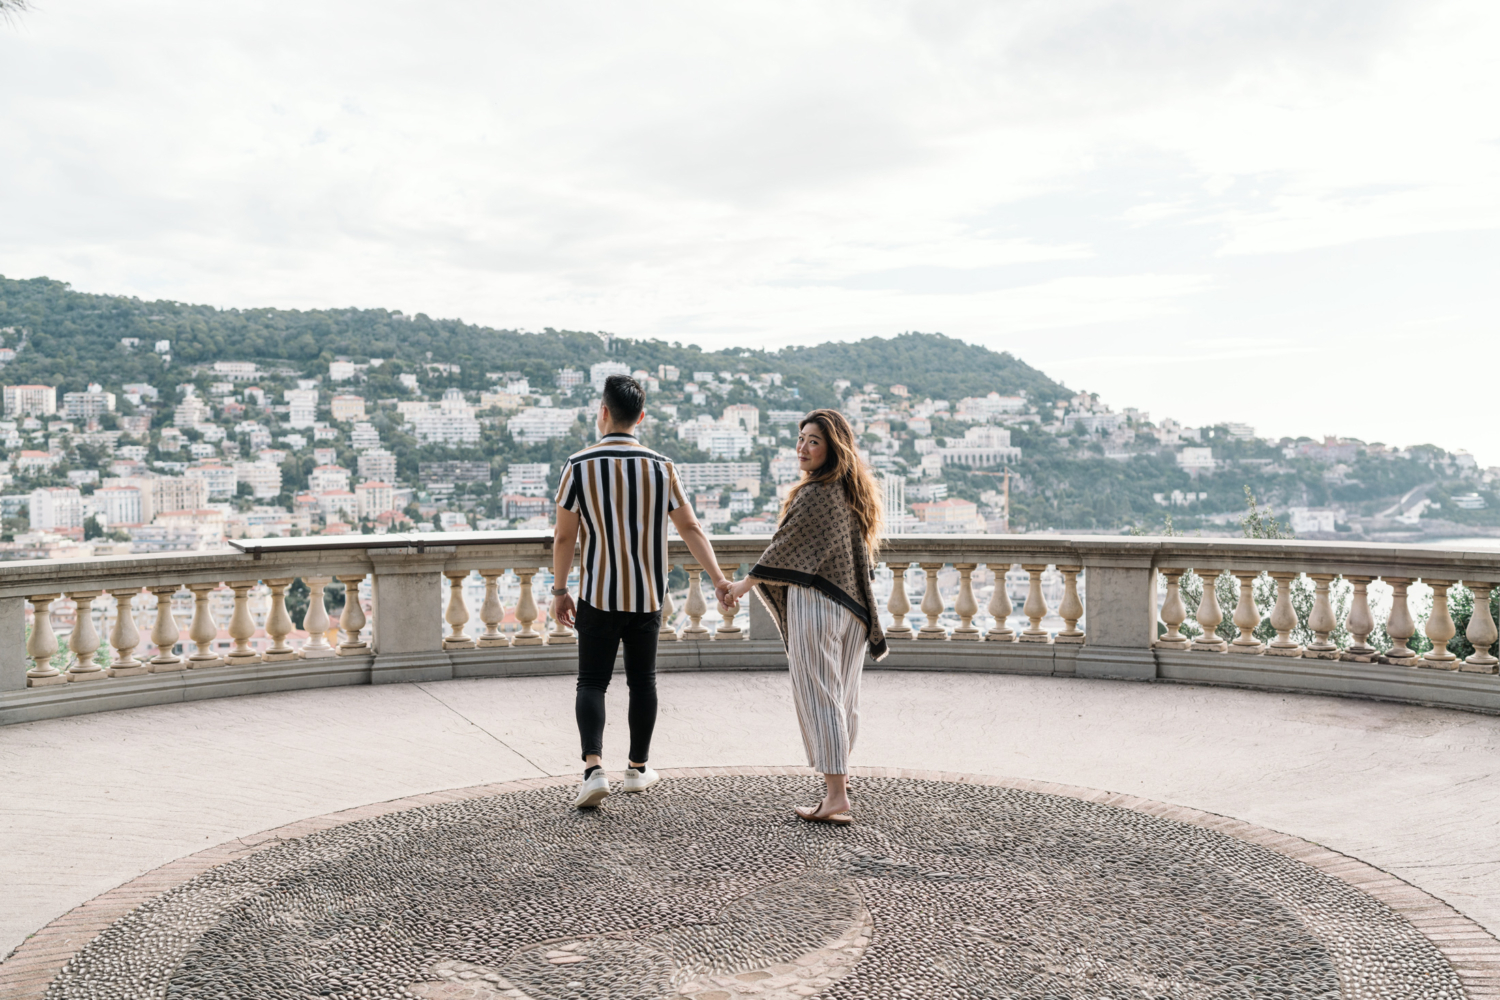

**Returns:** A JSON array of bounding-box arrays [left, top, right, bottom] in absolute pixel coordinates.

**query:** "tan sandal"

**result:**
[[795, 805, 853, 826]]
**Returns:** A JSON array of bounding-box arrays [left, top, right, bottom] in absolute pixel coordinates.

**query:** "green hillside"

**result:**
[[0, 275, 1069, 405]]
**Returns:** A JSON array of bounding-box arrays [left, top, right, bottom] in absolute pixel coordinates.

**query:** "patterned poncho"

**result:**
[[750, 479, 889, 662]]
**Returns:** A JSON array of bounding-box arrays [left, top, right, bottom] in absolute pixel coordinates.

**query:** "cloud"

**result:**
[[2, 0, 1499, 457]]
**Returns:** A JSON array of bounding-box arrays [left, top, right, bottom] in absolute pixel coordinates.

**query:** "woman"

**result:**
[[726, 409, 886, 825]]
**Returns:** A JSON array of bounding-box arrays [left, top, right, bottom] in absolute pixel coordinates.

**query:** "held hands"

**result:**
[[551, 591, 576, 629], [714, 576, 737, 611], [725, 577, 755, 604]]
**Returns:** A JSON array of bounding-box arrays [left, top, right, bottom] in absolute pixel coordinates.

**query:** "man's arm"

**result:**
[[551, 505, 581, 628], [669, 505, 734, 605]]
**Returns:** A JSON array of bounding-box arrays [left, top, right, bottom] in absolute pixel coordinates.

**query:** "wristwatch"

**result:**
[[551, 586, 569, 596]]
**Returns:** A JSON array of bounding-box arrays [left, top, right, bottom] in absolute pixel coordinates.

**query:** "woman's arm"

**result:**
[[726, 575, 761, 603]]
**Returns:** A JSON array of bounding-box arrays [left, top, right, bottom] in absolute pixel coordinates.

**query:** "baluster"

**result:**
[[1265, 572, 1302, 656], [185, 583, 223, 667], [917, 562, 947, 639], [1302, 574, 1340, 659], [1384, 577, 1417, 665], [477, 570, 509, 647], [60, 591, 104, 681], [985, 563, 1015, 642], [1018, 563, 1051, 643], [148, 585, 185, 670], [951, 563, 980, 640], [336, 574, 370, 654], [1155, 569, 1189, 649], [1055, 565, 1084, 643], [1190, 569, 1227, 651], [1341, 576, 1377, 662], [261, 578, 296, 660], [443, 571, 476, 649], [299, 576, 336, 658], [886, 562, 914, 639], [223, 581, 261, 665], [547, 571, 576, 645], [25, 593, 63, 686], [715, 564, 743, 639], [658, 578, 680, 640], [108, 588, 149, 676], [1421, 579, 1457, 667], [1462, 582, 1498, 673], [1227, 570, 1264, 654], [511, 568, 544, 645], [681, 564, 710, 639]]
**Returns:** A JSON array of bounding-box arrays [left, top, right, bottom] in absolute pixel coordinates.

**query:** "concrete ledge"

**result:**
[[5, 638, 1499, 727], [874, 638, 1076, 676], [1076, 645, 1157, 681], [0, 656, 375, 727], [1155, 649, 1500, 715], [371, 650, 454, 685]]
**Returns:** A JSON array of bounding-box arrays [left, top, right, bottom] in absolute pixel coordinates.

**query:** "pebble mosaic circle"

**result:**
[[45, 775, 1467, 1000]]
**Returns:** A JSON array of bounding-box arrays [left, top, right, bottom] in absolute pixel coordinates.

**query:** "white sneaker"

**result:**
[[572, 770, 611, 808], [621, 766, 660, 793]]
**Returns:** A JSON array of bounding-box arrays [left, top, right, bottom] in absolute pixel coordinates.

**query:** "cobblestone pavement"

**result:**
[[40, 775, 1472, 1000]]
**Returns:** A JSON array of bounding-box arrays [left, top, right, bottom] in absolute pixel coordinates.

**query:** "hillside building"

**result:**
[[4, 384, 56, 418]]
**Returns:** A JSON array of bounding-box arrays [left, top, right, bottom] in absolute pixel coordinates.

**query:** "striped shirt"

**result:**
[[556, 433, 687, 612]]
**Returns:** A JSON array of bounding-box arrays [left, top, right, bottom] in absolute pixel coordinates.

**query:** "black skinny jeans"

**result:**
[[574, 600, 661, 764]]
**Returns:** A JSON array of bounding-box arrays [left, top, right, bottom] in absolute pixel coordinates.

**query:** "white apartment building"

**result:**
[[285, 388, 319, 429], [234, 460, 284, 499], [4, 384, 56, 417], [29, 486, 83, 531], [62, 384, 116, 420], [94, 485, 144, 526], [174, 391, 210, 428], [501, 462, 551, 497], [508, 407, 579, 444], [589, 361, 631, 392], [722, 404, 760, 437], [412, 409, 481, 445], [316, 490, 358, 522], [355, 481, 397, 519], [939, 425, 1022, 468], [954, 392, 1027, 422], [151, 475, 208, 515], [674, 462, 761, 491], [357, 449, 397, 484], [328, 361, 357, 381], [1177, 447, 1216, 472], [556, 368, 585, 392], [699, 426, 753, 460], [212, 361, 260, 381], [309, 465, 352, 493], [350, 422, 381, 450], [186, 461, 238, 499]]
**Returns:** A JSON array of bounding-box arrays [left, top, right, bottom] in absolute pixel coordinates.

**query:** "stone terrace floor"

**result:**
[[2, 672, 1499, 997]]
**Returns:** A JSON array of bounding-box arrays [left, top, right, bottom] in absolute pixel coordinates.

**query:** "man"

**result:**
[[551, 374, 733, 809]]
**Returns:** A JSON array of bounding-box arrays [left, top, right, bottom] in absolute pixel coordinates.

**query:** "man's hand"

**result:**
[[551, 591, 576, 629], [714, 577, 736, 609]]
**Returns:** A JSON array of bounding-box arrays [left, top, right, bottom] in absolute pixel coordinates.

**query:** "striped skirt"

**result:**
[[786, 585, 868, 775]]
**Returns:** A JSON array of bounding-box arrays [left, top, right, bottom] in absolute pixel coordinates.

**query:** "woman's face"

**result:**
[[797, 422, 828, 472]]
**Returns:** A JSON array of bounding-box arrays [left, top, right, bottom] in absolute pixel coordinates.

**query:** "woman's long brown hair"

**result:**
[[782, 408, 885, 556]]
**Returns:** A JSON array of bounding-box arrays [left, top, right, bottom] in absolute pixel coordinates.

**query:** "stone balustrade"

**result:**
[[2, 532, 1497, 726]]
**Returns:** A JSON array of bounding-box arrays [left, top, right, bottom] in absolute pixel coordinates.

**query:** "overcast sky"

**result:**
[[3, 2, 1498, 460]]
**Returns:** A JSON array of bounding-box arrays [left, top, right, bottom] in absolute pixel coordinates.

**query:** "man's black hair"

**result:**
[[602, 373, 645, 427]]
